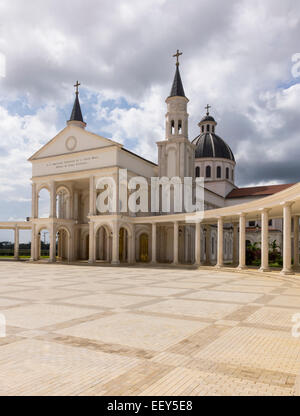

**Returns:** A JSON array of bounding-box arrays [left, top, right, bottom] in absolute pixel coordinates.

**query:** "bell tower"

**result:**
[[157, 50, 195, 179]]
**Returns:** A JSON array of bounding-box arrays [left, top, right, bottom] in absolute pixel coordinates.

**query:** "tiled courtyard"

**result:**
[[0, 262, 300, 396]]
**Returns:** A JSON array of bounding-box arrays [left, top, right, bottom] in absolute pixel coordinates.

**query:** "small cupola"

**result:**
[[67, 81, 87, 129], [198, 104, 217, 133]]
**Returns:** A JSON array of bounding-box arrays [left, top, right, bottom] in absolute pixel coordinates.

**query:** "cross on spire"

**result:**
[[173, 49, 182, 66], [74, 80, 81, 94], [205, 104, 211, 115]]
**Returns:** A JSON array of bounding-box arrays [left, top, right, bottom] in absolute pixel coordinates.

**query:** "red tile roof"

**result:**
[[227, 183, 295, 198]]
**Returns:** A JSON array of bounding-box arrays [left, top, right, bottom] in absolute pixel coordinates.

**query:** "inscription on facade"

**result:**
[[46, 156, 100, 171]]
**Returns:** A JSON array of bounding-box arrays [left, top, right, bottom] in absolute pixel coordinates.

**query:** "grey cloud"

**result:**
[[0, 0, 300, 191]]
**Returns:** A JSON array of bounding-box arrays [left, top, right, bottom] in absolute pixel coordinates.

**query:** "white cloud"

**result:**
[[0, 0, 299, 229]]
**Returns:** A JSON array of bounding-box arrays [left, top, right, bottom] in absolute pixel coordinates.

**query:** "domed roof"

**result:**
[[192, 132, 235, 161], [200, 114, 216, 123]]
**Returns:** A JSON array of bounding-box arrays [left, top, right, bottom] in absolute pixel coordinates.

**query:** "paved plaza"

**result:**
[[0, 262, 300, 395]]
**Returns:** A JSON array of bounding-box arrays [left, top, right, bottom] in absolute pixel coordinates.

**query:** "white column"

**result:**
[[89, 176, 96, 216], [195, 222, 202, 266], [88, 222, 95, 263], [49, 181, 56, 218], [151, 223, 157, 264], [32, 183, 38, 218], [30, 225, 36, 261], [49, 227, 56, 263], [129, 228, 136, 264], [281, 202, 294, 275], [232, 222, 238, 265], [205, 225, 211, 265], [111, 222, 120, 265], [237, 213, 246, 270], [173, 221, 179, 265], [74, 191, 79, 221], [216, 217, 224, 268], [14, 227, 19, 260], [293, 215, 299, 268], [260, 209, 270, 272]]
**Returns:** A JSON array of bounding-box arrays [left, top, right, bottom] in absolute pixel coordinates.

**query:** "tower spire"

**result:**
[[169, 50, 186, 98], [67, 81, 86, 128]]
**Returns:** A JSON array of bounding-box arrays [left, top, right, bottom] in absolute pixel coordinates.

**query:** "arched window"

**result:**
[[195, 167, 200, 177], [231, 169, 234, 180], [226, 167, 229, 179], [201, 125, 204, 133], [212, 126, 215, 133], [206, 165, 211, 178], [171, 120, 175, 135], [178, 120, 182, 134], [216, 166, 221, 178], [206, 125, 210, 132]]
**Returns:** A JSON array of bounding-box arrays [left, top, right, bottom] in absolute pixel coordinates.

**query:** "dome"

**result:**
[[200, 115, 216, 123], [192, 132, 235, 161]]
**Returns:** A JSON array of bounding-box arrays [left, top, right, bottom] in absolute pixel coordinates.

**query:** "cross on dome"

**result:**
[[205, 104, 211, 115]]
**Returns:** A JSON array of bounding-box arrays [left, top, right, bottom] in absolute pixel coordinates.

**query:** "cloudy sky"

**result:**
[[0, 0, 300, 240]]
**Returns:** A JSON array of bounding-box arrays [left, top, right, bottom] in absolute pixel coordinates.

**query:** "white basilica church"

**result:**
[[1, 52, 300, 275]]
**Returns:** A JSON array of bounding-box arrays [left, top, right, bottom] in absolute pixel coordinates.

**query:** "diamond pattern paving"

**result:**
[[0, 262, 299, 396]]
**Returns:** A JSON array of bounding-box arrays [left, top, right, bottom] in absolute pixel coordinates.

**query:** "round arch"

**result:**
[[56, 226, 71, 262], [95, 224, 112, 262]]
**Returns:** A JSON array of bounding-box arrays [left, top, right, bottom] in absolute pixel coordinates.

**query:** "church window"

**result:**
[[269, 219, 272, 226], [171, 120, 175, 135], [206, 125, 210, 132], [216, 166, 221, 178], [212, 126, 215, 133], [206, 166, 211, 178], [195, 167, 200, 177], [231, 169, 234, 180], [226, 167, 229, 179], [201, 125, 204, 133], [178, 120, 182, 134]]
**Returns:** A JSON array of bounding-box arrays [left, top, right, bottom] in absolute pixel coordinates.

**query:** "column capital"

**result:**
[[280, 201, 294, 207], [258, 207, 271, 213], [238, 212, 246, 218]]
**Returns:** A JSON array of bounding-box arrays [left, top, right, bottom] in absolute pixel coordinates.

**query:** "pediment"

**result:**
[[29, 125, 120, 161]]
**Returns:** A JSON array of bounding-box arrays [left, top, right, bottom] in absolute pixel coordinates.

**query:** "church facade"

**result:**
[[1, 54, 300, 275]]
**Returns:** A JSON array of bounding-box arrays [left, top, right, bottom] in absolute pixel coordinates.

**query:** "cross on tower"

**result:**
[[173, 49, 183, 66], [74, 80, 81, 94], [205, 104, 211, 115]]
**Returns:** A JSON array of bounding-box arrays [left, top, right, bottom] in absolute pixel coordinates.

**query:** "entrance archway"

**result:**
[[96, 226, 111, 262], [139, 233, 149, 262], [119, 227, 128, 263], [37, 228, 50, 260], [56, 227, 70, 262]]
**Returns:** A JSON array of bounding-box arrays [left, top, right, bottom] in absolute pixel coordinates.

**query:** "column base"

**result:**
[[194, 262, 203, 267], [215, 264, 223, 269], [172, 262, 179, 266], [48, 259, 56, 263], [111, 260, 120, 265], [88, 260, 95, 264], [14, 256, 19, 261], [237, 265, 247, 271], [259, 267, 270, 273], [280, 269, 295, 276]]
